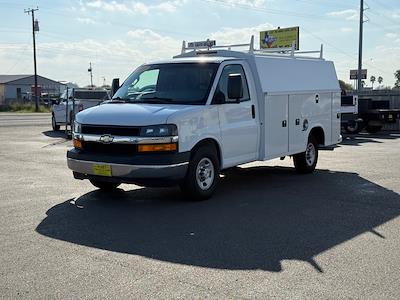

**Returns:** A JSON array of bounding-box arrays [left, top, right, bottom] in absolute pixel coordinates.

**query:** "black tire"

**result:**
[[345, 121, 362, 134], [293, 135, 318, 174], [52, 114, 60, 131], [366, 125, 382, 134], [90, 179, 121, 191], [180, 145, 219, 201]]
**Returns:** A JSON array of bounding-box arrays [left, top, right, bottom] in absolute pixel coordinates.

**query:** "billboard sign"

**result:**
[[350, 69, 367, 80], [260, 27, 299, 50]]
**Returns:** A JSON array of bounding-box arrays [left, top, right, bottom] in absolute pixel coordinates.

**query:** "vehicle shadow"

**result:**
[[36, 166, 400, 273], [341, 131, 400, 146], [42, 130, 69, 139]]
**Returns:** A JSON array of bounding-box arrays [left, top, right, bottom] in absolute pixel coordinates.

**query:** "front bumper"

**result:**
[[67, 149, 189, 185]]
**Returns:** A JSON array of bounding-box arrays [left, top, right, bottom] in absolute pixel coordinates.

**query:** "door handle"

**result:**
[[282, 120, 287, 127], [295, 118, 300, 125], [251, 105, 255, 119]]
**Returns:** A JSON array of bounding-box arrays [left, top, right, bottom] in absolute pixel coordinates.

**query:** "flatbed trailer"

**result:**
[[341, 95, 400, 134]]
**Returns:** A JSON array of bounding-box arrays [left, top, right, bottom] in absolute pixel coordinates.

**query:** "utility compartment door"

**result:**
[[265, 94, 289, 158], [288, 94, 308, 154], [331, 92, 341, 144]]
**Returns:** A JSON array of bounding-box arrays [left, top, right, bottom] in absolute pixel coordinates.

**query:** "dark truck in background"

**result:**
[[341, 92, 400, 134]]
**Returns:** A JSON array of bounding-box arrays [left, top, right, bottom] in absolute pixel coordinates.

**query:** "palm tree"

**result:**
[[378, 76, 383, 89], [370, 76, 376, 89]]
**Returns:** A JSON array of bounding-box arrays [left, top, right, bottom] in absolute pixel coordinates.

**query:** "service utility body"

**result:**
[[67, 36, 342, 200]]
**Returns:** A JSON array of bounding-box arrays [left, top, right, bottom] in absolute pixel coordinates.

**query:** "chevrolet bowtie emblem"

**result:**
[[99, 134, 114, 144]]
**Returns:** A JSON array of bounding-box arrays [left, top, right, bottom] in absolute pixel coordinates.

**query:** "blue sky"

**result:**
[[0, 0, 399, 87]]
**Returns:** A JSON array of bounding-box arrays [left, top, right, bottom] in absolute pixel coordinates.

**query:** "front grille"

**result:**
[[82, 142, 137, 155], [82, 125, 140, 136]]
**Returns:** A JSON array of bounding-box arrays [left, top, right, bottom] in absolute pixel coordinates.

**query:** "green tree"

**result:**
[[339, 80, 353, 92], [395, 70, 400, 89]]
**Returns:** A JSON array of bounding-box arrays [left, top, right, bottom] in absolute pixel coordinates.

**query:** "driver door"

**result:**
[[213, 63, 259, 167]]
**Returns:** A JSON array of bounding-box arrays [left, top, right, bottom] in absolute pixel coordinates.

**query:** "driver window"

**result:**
[[128, 69, 160, 93], [213, 64, 250, 104]]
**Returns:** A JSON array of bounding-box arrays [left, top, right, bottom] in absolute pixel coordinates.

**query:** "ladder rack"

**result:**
[[180, 35, 324, 60]]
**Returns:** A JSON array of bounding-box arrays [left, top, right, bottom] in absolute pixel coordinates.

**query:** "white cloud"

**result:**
[[76, 17, 96, 24], [82, 0, 186, 15], [210, 22, 274, 47], [385, 33, 398, 39], [340, 27, 354, 33], [392, 12, 400, 19], [327, 9, 358, 21], [221, 0, 266, 7]]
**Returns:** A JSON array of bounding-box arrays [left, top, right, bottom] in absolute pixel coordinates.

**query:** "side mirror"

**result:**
[[227, 74, 243, 102], [111, 78, 120, 97]]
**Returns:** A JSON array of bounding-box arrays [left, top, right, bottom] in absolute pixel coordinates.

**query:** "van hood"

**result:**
[[75, 102, 197, 126]]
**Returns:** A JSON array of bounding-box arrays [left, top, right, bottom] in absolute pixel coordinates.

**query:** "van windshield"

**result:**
[[112, 63, 219, 105]]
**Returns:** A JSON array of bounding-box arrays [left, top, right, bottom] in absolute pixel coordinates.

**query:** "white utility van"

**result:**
[[67, 37, 341, 200]]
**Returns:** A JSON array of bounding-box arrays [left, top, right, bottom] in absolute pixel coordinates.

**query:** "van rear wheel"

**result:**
[[180, 145, 219, 201], [293, 136, 318, 174]]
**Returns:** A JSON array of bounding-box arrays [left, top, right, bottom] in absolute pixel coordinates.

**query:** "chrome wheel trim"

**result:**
[[305, 142, 316, 167], [196, 157, 215, 191]]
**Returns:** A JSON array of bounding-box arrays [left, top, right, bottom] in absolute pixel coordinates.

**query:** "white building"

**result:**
[[0, 75, 66, 105]]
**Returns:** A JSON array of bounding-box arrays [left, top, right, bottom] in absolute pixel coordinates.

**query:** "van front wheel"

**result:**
[[293, 136, 318, 174], [90, 179, 121, 191], [180, 145, 219, 201], [52, 114, 60, 131]]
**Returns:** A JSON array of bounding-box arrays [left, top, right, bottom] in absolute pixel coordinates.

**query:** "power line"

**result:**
[[198, 0, 349, 21]]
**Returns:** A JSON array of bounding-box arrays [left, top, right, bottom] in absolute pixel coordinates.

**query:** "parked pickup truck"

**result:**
[[51, 88, 110, 131], [67, 37, 341, 200]]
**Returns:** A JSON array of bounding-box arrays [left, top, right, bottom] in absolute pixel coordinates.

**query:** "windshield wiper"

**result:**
[[109, 97, 131, 103]]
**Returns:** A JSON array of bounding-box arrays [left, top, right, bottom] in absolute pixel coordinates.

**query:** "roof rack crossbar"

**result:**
[[179, 36, 324, 59], [181, 36, 255, 54]]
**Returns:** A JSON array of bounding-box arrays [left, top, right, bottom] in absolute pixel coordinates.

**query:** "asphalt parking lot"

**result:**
[[1, 113, 399, 299]]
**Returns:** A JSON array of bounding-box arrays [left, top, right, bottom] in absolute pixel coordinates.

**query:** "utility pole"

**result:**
[[357, 0, 366, 92], [24, 7, 39, 111], [88, 62, 93, 88]]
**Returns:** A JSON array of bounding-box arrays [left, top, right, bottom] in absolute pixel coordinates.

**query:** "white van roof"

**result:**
[[254, 55, 339, 94], [175, 50, 339, 94]]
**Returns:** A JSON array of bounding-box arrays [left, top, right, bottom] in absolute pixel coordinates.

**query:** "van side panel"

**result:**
[[288, 92, 331, 152]]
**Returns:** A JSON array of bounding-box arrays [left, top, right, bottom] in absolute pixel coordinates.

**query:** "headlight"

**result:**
[[73, 121, 82, 134], [140, 124, 177, 137]]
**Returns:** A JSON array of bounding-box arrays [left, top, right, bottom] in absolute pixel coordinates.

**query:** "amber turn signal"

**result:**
[[138, 143, 177, 152], [73, 139, 83, 149]]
